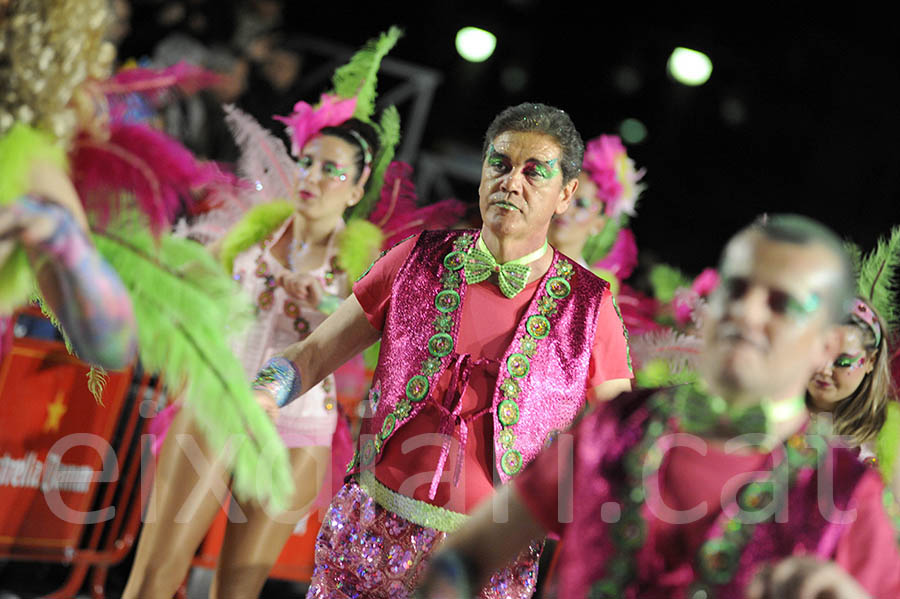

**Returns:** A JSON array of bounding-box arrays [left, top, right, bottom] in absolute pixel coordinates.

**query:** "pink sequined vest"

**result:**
[[558, 389, 868, 599], [346, 229, 611, 484]]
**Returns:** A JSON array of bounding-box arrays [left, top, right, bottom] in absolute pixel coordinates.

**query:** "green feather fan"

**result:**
[[93, 217, 293, 508], [877, 401, 900, 483], [351, 105, 401, 221], [331, 26, 403, 121], [857, 225, 900, 331], [338, 219, 384, 282], [220, 201, 294, 273]]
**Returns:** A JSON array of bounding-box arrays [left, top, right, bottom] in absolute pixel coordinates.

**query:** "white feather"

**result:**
[[223, 104, 297, 203], [630, 328, 703, 374]]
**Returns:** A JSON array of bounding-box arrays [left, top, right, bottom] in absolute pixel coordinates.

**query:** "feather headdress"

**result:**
[[582, 135, 646, 220], [855, 225, 900, 333], [70, 122, 229, 234]]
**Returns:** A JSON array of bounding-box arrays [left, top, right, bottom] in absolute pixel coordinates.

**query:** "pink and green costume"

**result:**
[[307, 229, 632, 597], [515, 387, 900, 598]]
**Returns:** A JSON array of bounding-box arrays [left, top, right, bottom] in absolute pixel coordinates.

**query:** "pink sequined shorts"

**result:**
[[307, 479, 541, 598]]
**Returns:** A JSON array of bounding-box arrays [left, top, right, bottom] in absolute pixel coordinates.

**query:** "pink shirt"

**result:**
[[353, 235, 633, 513], [515, 416, 900, 597]]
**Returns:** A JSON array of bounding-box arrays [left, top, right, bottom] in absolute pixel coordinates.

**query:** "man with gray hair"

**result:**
[[250, 102, 633, 597], [416, 214, 900, 598]]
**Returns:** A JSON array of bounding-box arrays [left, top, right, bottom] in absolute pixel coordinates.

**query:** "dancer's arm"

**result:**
[[278, 293, 380, 395], [2, 194, 138, 369]]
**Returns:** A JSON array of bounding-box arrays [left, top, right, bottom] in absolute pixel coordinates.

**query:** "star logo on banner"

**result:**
[[43, 392, 68, 432]]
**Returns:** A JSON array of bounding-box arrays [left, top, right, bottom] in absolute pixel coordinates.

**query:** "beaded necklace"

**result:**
[[252, 222, 340, 337], [589, 385, 821, 599]]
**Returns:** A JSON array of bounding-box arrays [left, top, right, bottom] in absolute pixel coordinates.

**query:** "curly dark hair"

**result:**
[[482, 102, 584, 183]]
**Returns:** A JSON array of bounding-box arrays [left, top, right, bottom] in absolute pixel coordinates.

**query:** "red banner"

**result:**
[[0, 335, 132, 552]]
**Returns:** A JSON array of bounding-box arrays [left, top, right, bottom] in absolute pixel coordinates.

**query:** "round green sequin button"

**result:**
[[526, 314, 551, 339], [500, 449, 523, 476], [435, 289, 461, 313], [498, 399, 520, 426], [443, 251, 467, 271], [360, 439, 377, 466], [499, 428, 516, 450], [507, 353, 530, 378], [428, 332, 454, 357], [546, 276, 571, 299], [500, 377, 520, 399], [697, 538, 741, 585], [406, 375, 430, 402], [381, 413, 396, 439]]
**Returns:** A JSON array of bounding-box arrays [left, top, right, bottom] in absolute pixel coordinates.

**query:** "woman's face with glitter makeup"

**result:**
[[807, 324, 875, 411], [294, 134, 364, 221], [548, 171, 608, 251]]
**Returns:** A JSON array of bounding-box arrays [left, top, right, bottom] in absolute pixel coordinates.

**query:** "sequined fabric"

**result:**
[[347, 229, 610, 484], [307, 480, 540, 599]]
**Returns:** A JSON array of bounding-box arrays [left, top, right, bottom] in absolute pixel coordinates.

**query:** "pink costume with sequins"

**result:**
[[515, 388, 900, 598], [306, 229, 633, 598], [231, 217, 343, 447]]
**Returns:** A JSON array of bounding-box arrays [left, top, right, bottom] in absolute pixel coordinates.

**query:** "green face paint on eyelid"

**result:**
[[835, 352, 865, 368], [528, 161, 560, 180], [786, 293, 821, 317]]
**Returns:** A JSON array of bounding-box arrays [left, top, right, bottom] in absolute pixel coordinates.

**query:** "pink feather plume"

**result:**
[[594, 228, 639, 280], [70, 123, 230, 234], [369, 162, 467, 248], [273, 94, 357, 157], [102, 62, 221, 99]]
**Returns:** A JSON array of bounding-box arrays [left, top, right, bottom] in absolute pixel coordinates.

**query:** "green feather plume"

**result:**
[[331, 26, 403, 121], [0, 124, 66, 311], [0, 251, 35, 313], [351, 105, 401, 221], [338, 219, 384, 282], [877, 401, 900, 482], [93, 217, 293, 508], [582, 217, 623, 265], [649, 263, 691, 303], [220, 201, 293, 273], [857, 225, 900, 331]]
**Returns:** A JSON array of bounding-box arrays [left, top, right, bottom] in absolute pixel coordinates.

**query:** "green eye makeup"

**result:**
[[324, 163, 349, 179], [834, 353, 865, 369]]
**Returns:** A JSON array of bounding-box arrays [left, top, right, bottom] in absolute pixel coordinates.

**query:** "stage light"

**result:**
[[668, 47, 712, 86], [456, 27, 497, 63], [619, 118, 647, 144]]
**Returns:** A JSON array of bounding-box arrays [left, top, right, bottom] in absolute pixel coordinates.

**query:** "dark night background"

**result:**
[[121, 2, 900, 275]]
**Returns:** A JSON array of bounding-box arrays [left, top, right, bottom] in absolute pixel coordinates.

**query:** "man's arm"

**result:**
[[589, 377, 632, 404], [279, 293, 381, 396], [415, 484, 546, 598]]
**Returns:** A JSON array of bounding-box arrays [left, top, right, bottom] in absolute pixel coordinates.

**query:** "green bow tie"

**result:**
[[464, 237, 549, 298]]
